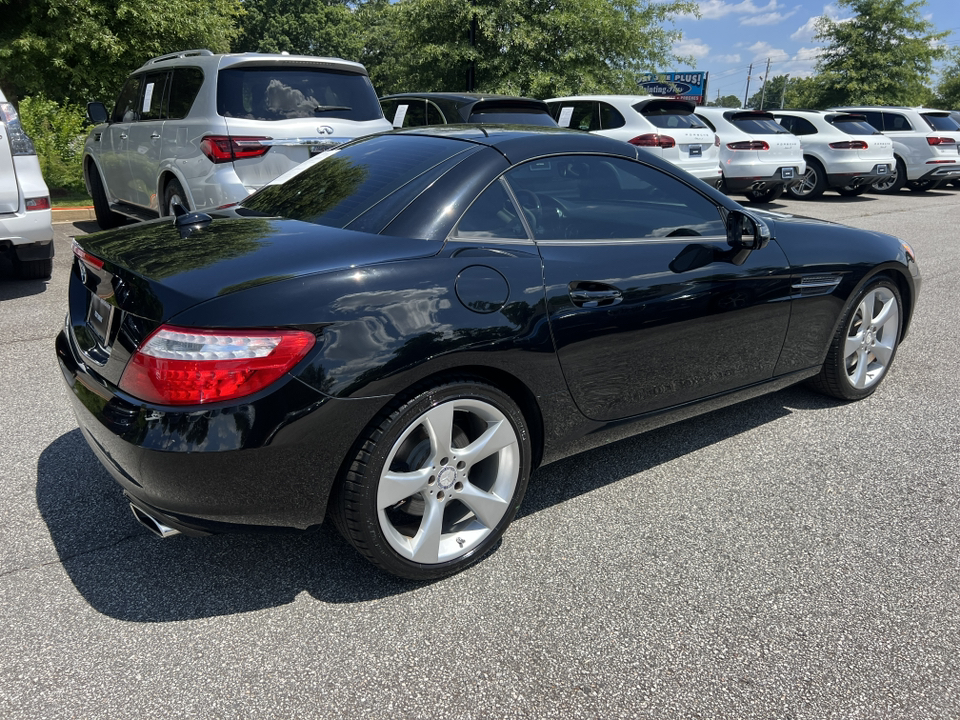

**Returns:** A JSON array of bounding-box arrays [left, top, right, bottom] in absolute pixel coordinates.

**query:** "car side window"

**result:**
[[790, 117, 818, 135], [860, 111, 883, 132], [504, 154, 725, 241], [598, 102, 626, 130], [426, 101, 446, 124], [167, 68, 205, 120], [112, 76, 143, 123], [554, 102, 599, 131], [453, 178, 529, 240], [403, 100, 428, 127], [883, 112, 913, 132], [138, 71, 169, 122]]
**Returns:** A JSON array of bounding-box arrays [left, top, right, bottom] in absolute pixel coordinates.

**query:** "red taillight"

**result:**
[[629, 133, 676, 148], [726, 140, 770, 151], [927, 136, 957, 145], [25, 196, 51, 211], [71, 239, 104, 269], [829, 140, 869, 150], [200, 135, 272, 164], [119, 325, 317, 405]]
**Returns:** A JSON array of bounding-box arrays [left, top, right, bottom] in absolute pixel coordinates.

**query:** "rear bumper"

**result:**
[[826, 163, 892, 188], [724, 166, 802, 193], [56, 326, 384, 532], [0, 207, 54, 246], [917, 164, 960, 182]]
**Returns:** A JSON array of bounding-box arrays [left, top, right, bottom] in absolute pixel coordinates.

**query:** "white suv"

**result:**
[[829, 106, 960, 193], [545, 95, 723, 186], [0, 87, 54, 280], [770, 110, 894, 199], [695, 107, 805, 203], [83, 50, 392, 229]]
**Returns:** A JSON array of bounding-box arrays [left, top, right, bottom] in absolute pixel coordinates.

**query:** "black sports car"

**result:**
[[57, 126, 921, 580]]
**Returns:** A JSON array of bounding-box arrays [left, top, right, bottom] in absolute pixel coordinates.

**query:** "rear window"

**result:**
[[636, 102, 705, 130], [729, 114, 789, 134], [922, 113, 960, 131], [217, 66, 383, 122], [467, 109, 557, 126], [829, 116, 880, 136], [240, 134, 467, 229]]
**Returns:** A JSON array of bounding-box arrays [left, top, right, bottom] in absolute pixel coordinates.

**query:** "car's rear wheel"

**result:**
[[744, 185, 784, 203], [89, 166, 125, 230], [331, 378, 532, 580], [808, 277, 902, 401], [906, 178, 942, 192], [786, 158, 826, 199], [836, 185, 869, 197], [163, 179, 188, 216], [14, 257, 53, 280], [872, 157, 906, 194]]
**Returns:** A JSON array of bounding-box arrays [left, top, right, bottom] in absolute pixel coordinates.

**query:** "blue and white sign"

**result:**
[[638, 72, 708, 105]]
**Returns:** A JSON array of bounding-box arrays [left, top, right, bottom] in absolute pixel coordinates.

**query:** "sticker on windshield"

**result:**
[[392, 104, 408, 128], [557, 106, 574, 128], [142, 83, 155, 113]]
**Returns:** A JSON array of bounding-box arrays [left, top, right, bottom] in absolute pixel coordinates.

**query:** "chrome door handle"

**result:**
[[569, 285, 623, 308], [151, 133, 161, 139], [119, 133, 128, 140]]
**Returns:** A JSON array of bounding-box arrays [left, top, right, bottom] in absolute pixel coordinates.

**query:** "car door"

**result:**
[[126, 69, 170, 210], [103, 75, 142, 205], [504, 154, 793, 421]]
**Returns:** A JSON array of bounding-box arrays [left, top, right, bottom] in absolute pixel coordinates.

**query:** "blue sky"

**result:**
[[666, 0, 960, 102]]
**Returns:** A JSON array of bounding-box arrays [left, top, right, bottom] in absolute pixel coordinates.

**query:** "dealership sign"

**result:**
[[638, 72, 708, 105]]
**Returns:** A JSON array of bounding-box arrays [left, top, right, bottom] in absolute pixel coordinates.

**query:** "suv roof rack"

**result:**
[[149, 49, 214, 64]]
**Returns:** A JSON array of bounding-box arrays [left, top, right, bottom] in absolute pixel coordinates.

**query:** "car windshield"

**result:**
[[240, 134, 465, 229], [217, 66, 383, 122], [829, 117, 881, 135], [922, 113, 960, 131], [729, 114, 790, 134]]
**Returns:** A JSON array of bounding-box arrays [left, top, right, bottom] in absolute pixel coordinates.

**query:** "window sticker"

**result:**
[[557, 106, 574, 128], [142, 83, 155, 113], [392, 104, 409, 128]]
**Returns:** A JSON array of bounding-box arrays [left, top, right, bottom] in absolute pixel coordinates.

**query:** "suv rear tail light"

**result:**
[[0, 102, 37, 155], [926, 136, 957, 145], [119, 325, 316, 405], [200, 135, 272, 164], [828, 140, 869, 149], [25, 197, 51, 211], [629, 133, 676, 148], [726, 140, 770, 151]]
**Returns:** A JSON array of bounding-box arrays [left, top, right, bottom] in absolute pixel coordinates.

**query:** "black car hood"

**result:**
[[79, 217, 440, 321]]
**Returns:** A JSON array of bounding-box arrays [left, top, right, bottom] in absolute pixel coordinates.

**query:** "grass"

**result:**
[[50, 189, 93, 208]]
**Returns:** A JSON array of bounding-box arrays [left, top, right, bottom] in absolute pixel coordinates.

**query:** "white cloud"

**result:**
[[790, 4, 844, 42], [682, 0, 781, 20], [748, 41, 790, 64], [675, 38, 712, 59], [741, 8, 799, 26], [715, 53, 742, 63]]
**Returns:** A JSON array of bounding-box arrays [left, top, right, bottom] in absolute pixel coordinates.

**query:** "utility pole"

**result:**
[[758, 57, 771, 110], [780, 74, 790, 109], [742, 63, 753, 108]]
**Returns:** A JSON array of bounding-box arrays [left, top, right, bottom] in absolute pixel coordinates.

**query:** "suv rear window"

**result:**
[[828, 116, 880, 136], [728, 113, 788, 134], [467, 108, 557, 126], [240, 134, 468, 229], [217, 66, 383, 122], [635, 101, 706, 129], [921, 113, 960, 131]]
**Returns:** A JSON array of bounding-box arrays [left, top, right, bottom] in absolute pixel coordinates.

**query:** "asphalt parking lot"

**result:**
[[1, 187, 958, 719]]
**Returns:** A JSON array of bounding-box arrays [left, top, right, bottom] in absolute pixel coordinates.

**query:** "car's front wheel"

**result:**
[[331, 378, 532, 580], [808, 277, 902, 401], [89, 166, 126, 230]]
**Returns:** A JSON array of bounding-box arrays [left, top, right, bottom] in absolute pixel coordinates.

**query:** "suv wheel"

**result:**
[[163, 179, 189, 216], [14, 257, 53, 280], [786, 158, 826, 199], [872, 157, 906, 194], [89, 166, 126, 230]]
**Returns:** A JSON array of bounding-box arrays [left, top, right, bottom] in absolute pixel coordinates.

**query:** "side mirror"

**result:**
[[87, 102, 109, 125], [726, 209, 771, 251]]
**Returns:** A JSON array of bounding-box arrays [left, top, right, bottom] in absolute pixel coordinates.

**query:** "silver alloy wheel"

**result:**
[[793, 166, 818, 196], [167, 192, 184, 216], [377, 397, 520, 564], [872, 166, 898, 192], [842, 286, 900, 390]]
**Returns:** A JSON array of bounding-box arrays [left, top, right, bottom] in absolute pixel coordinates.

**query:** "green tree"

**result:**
[[935, 47, 960, 109], [18, 95, 91, 193], [233, 0, 365, 60], [746, 74, 789, 110], [0, 0, 241, 105], [814, 0, 947, 106], [368, 0, 697, 98], [709, 94, 742, 108]]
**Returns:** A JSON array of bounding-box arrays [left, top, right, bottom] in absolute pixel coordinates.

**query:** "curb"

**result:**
[[53, 206, 96, 223]]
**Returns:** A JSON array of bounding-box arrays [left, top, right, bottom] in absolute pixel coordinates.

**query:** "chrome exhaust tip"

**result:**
[[130, 504, 181, 538]]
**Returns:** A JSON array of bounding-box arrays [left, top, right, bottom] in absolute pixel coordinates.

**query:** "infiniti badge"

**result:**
[[318, 125, 334, 135]]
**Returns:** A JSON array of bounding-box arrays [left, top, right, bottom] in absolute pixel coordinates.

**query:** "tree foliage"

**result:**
[[18, 95, 91, 192], [366, 0, 697, 98], [746, 75, 790, 110], [0, 0, 242, 105], [232, 0, 365, 59], [935, 48, 960, 109], [813, 0, 947, 106], [708, 94, 742, 108]]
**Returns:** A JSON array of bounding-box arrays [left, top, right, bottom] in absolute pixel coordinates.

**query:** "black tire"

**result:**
[[906, 178, 942, 192], [331, 377, 532, 580], [871, 157, 906, 194], [88, 166, 125, 230], [786, 157, 827, 199], [14, 257, 53, 280], [744, 185, 784, 203], [163, 178, 188, 216], [836, 185, 869, 197], [808, 277, 903, 401]]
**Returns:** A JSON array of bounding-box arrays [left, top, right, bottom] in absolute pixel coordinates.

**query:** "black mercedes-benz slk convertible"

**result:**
[[57, 126, 921, 579]]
